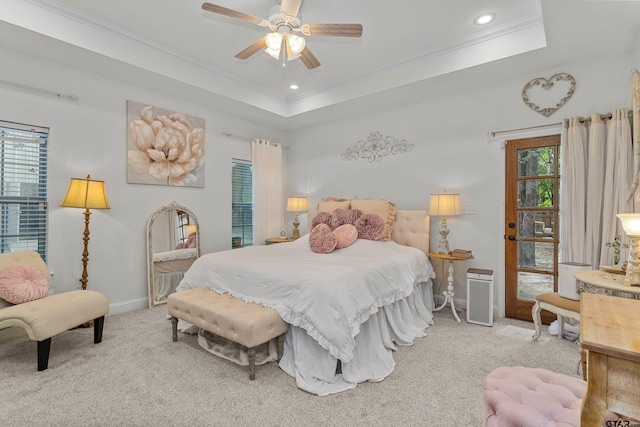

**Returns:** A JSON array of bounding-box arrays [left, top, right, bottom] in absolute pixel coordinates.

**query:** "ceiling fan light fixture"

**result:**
[[288, 34, 306, 55], [265, 32, 283, 50]]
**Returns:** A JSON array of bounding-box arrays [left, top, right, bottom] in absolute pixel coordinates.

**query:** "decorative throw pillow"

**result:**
[[0, 265, 49, 304], [333, 224, 358, 249], [318, 197, 351, 213], [351, 199, 396, 241], [309, 223, 337, 254], [311, 211, 333, 229], [354, 214, 385, 241], [329, 209, 362, 229]]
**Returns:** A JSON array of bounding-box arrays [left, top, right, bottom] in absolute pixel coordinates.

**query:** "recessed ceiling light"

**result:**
[[290, 84, 299, 90], [473, 12, 496, 25]]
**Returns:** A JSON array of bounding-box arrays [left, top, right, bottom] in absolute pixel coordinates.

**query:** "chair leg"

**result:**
[[37, 338, 51, 371], [93, 316, 105, 344], [531, 301, 542, 341]]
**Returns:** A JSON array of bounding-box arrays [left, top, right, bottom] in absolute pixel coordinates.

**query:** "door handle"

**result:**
[[508, 222, 516, 228], [508, 235, 516, 241]]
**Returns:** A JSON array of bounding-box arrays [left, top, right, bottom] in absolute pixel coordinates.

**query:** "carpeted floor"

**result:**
[[0, 306, 581, 426]]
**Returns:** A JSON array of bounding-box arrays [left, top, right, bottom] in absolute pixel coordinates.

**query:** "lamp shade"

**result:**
[[60, 175, 110, 209], [617, 213, 640, 237], [287, 196, 309, 212], [429, 192, 461, 216], [185, 224, 197, 235]]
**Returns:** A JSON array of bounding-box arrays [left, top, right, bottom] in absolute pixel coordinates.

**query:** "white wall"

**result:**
[[0, 46, 285, 314], [1, 43, 637, 316], [285, 52, 636, 315]]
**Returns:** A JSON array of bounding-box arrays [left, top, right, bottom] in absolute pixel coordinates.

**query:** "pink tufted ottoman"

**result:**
[[483, 366, 622, 426]]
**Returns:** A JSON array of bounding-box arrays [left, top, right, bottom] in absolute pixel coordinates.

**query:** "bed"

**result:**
[[176, 208, 435, 395]]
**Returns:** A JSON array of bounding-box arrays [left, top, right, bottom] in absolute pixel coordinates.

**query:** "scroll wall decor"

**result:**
[[341, 131, 413, 163], [522, 73, 576, 117]]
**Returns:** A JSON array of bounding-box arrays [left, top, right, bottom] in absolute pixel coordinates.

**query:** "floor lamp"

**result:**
[[286, 196, 309, 238], [60, 175, 110, 291], [429, 191, 462, 254]]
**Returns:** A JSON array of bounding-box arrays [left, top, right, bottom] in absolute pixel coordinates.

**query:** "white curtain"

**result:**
[[252, 139, 284, 245], [559, 109, 633, 268]]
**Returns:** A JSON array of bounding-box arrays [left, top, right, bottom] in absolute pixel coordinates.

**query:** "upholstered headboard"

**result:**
[[391, 210, 430, 255]]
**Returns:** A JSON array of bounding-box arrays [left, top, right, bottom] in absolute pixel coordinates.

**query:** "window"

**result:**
[[232, 159, 252, 248], [175, 210, 192, 244], [0, 121, 49, 261]]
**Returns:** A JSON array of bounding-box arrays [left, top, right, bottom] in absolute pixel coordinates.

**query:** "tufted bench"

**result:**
[[167, 287, 289, 380], [532, 292, 581, 341], [483, 366, 630, 426]]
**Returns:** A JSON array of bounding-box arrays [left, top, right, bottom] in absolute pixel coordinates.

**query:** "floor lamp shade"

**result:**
[[429, 192, 462, 254], [60, 175, 110, 291], [287, 196, 309, 238], [60, 176, 110, 209]]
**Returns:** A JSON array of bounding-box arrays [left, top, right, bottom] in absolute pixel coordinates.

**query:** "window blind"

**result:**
[[0, 120, 49, 261], [232, 159, 253, 247]]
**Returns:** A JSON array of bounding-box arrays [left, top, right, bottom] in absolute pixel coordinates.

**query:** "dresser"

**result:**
[[580, 292, 640, 426]]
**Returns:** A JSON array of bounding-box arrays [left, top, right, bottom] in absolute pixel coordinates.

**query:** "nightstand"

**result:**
[[429, 252, 474, 323], [265, 237, 298, 245]]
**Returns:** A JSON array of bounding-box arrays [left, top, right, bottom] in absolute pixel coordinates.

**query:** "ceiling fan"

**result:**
[[201, 0, 363, 69]]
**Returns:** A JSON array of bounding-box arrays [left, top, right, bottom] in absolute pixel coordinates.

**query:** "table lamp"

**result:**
[[286, 196, 309, 238], [616, 213, 640, 286], [429, 191, 462, 254], [60, 175, 110, 290]]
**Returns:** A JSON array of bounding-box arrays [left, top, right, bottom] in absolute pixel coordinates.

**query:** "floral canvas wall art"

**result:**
[[127, 100, 205, 187]]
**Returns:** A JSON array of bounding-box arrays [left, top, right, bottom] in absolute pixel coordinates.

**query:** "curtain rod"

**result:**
[[222, 131, 253, 142], [564, 110, 633, 127], [222, 131, 284, 148], [488, 122, 562, 138], [0, 80, 78, 102]]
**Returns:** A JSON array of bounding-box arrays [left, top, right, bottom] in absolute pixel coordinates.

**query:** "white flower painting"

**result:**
[[127, 100, 205, 187]]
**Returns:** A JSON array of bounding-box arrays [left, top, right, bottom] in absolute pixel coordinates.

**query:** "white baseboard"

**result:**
[[107, 297, 148, 315]]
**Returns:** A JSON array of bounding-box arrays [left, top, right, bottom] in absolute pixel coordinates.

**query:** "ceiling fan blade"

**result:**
[[202, 2, 269, 27], [304, 23, 363, 37], [234, 38, 267, 60], [280, 0, 302, 19], [299, 47, 320, 70]]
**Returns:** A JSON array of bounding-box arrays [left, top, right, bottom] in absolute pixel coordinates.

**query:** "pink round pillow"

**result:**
[[333, 224, 358, 249], [0, 265, 49, 304], [309, 223, 337, 254], [330, 209, 362, 229], [354, 213, 385, 240], [311, 212, 333, 229]]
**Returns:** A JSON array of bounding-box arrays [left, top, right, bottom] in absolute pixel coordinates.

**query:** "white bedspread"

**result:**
[[177, 235, 435, 394], [177, 235, 434, 362]]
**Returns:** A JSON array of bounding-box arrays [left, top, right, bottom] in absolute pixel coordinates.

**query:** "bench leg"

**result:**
[[37, 338, 51, 371], [531, 300, 542, 341], [248, 348, 256, 380], [171, 317, 178, 342], [94, 316, 105, 344]]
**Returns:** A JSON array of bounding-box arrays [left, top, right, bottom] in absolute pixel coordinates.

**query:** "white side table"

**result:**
[[429, 252, 474, 323]]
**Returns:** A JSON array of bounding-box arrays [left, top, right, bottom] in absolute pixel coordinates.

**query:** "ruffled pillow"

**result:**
[[330, 209, 362, 229], [0, 265, 49, 304], [333, 224, 358, 249], [309, 223, 337, 254], [354, 214, 385, 240], [311, 212, 333, 229]]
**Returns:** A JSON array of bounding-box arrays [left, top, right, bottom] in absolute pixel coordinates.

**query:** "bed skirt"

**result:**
[[195, 280, 434, 395]]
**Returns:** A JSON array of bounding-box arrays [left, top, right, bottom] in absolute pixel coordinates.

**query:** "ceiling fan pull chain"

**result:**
[[280, 38, 288, 67]]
